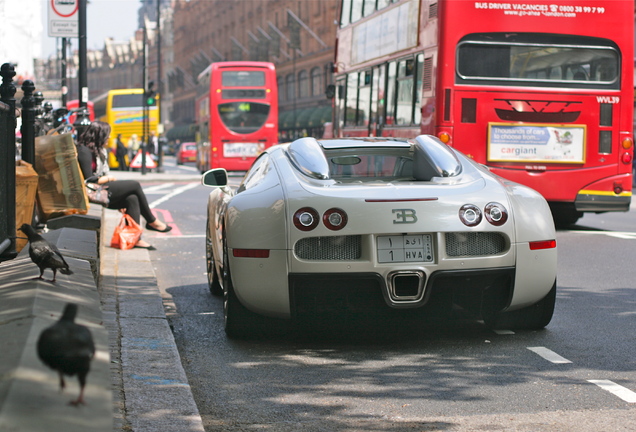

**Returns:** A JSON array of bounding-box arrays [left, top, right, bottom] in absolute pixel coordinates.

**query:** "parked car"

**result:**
[[202, 135, 557, 338], [176, 142, 197, 164]]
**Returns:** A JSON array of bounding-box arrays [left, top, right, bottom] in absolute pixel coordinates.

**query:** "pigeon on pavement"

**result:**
[[37, 303, 95, 406], [19, 223, 73, 283]]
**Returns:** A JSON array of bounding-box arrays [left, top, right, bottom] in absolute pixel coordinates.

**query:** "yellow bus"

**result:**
[[93, 88, 159, 168]]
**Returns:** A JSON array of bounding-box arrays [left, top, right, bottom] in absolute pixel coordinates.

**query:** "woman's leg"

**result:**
[[107, 180, 156, 224]]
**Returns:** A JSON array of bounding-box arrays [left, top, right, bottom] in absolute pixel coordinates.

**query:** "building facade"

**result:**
[[166, 0, 339, 141], [34, 0, 340, 140]]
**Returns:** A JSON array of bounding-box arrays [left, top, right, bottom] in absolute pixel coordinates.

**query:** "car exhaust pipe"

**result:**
[[387, 271, 426, 304]]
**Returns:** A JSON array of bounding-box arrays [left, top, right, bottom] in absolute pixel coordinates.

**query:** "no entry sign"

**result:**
[[48, 0, 79, 37]]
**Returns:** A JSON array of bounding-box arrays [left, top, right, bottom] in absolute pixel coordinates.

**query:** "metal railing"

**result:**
[[0, 63, 49, 262], [0, 63, 18, 261]]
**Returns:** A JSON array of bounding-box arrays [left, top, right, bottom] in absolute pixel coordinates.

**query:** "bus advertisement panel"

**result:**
[[195, 61, 278, 173], [334, 0, 634, 226], [93, 89, 159, 168]]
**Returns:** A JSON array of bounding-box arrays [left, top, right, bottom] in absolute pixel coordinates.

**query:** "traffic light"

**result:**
[[145, 81, 156, 106]]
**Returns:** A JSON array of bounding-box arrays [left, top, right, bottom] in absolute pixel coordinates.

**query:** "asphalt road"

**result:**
[[143, 159, 636, 431]]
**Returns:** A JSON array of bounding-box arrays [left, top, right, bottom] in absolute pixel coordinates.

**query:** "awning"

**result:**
[[295, 108, 313, 128], [280, 107, 329, 129], [279, 111, 293, 129], [308, 106, 332, 127]]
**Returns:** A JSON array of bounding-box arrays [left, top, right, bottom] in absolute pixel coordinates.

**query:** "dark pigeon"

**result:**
[[19, 223, 73, 283], [37, 303, 95, 406]]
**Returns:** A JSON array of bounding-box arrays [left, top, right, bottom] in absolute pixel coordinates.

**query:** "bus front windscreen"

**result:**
[[218, 102, 270, 133], [456, 33, 620, 89]]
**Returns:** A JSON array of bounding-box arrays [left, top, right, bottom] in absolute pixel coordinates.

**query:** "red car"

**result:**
[[176, 142, 197, 165]]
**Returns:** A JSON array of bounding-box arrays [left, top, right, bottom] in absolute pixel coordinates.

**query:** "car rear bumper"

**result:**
[[288, 267, 515, 320]]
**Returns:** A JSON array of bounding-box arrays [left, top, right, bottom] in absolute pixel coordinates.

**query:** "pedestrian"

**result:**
[[128, 134, 140, 162], [115, 134, 128, 171], [76, 121, 172, 250]]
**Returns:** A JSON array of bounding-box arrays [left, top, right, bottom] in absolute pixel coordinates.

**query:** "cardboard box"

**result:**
[[15, 160, 38, 252], [34, 133, 89, 221]]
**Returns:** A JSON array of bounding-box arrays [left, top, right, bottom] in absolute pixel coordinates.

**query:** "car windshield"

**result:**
[[323, 148, 414, 181]]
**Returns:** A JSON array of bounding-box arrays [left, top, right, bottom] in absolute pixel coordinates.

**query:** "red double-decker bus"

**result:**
[[334, 0, 634, 225], [195, 61, 278, 173], [66, 99, 95, 123]]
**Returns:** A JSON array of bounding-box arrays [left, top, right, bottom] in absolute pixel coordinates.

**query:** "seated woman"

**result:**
[[76, 121, 171, 250]]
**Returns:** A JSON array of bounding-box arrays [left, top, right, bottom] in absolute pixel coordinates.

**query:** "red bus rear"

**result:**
[[195, 61, 278, 173], [334, 0, 634, 225], [66, 99, 95, 124]]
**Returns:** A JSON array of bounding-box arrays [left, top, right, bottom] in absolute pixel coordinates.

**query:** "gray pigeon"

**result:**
[[19, 223, 73, 283], [37, 303, 95, 406]]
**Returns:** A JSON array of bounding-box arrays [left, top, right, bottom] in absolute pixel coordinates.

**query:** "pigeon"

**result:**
[[19, 223, 73, 283], [37, 303, 95, 406]]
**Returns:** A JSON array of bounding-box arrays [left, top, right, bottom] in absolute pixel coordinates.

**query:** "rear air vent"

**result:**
[[295, 236, 361, 260], [446, 232, 507, 257], [600, 103, 612, 127], [599, 130, 612, 154], [461, 98, 477, 123]]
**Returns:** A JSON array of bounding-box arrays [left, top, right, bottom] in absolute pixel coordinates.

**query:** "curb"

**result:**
[[100, 207, 205, 432]]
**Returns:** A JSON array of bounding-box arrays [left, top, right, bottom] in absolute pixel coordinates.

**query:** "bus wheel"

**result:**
[[484, 281, 556, 330], [551, 208, 582, 227]]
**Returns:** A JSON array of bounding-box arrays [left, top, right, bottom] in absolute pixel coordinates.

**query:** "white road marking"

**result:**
[[571, 230, 636, 240], [144, 183, 176, 193], [149, 183, 199, 208], [588, 380, 636, 403], [527, 346, 572, 364], [151, 234, 206, 239]]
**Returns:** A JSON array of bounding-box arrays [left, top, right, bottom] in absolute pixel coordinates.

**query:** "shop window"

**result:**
[[311, 67, 322, 97]]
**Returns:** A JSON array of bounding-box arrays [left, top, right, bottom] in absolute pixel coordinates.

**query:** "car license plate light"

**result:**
[[377, 234, 434, 263]]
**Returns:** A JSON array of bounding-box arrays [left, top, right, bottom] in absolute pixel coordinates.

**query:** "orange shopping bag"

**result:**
[[110, 213, 143, 250]]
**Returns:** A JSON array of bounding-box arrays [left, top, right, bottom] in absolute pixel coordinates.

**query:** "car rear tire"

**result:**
[[222, 241, 259, 339], [206, 222, 222, 296], [484, 281, 556, 330]]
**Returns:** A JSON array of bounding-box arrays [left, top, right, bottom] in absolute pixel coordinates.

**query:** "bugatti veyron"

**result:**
[[203, 135, 557, 338]]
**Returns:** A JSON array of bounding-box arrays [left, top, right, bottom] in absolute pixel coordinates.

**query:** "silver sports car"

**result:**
[[203, 135, 557, 338]]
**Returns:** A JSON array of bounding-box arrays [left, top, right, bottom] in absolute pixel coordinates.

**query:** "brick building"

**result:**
[[166, 0, 339, 141], [35, 0, 340, 140]]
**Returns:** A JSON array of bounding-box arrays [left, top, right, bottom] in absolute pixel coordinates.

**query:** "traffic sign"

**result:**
[[48, 0, 79, 38], [129, 150, 158, 170]]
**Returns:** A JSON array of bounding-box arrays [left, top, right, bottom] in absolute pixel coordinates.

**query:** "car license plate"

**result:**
[[224, 143, 259, 158], [377, 234, 433, 263]]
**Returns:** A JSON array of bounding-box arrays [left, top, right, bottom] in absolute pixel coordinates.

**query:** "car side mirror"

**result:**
[[201, 168, 228, 187]]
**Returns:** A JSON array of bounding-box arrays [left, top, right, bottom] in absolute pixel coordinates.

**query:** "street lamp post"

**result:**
[[78, 0, 88, 109]]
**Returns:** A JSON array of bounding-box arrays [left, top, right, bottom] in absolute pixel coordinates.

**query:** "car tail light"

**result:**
[[622, 137, 633, 149], [484, 202, 508, 226], [529, 240, 556, 250], [233, 249, 270, 258], [293, 207, 319, 231], [323, 208, 348, 230], [459, 204, 482, 227]]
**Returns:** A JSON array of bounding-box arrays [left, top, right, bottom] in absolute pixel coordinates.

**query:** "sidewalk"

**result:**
[[0, 170, 205, 432]]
